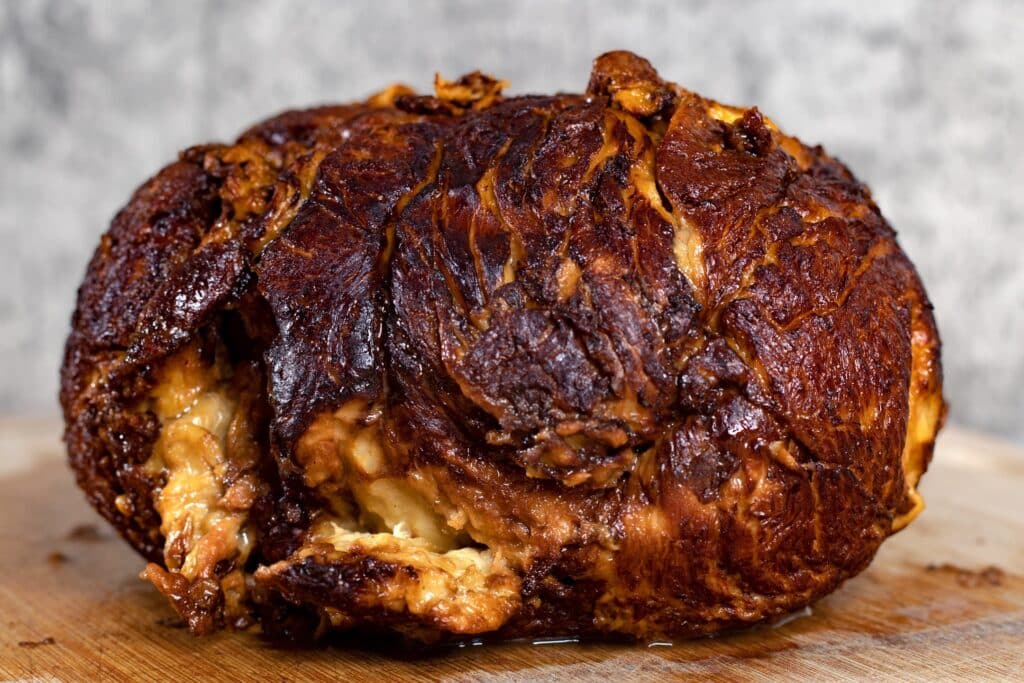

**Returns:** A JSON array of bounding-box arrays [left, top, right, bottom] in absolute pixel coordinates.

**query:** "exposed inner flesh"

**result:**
[[892, 300, 946, 531], [143, 347, 520, 633], [282, 401, 522, 632], [144, 344, 253, 584]]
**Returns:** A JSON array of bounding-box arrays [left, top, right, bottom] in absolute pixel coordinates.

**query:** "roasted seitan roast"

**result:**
[[60, 51, 945, 642]]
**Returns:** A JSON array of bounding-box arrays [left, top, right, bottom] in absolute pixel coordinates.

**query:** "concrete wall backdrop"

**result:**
[[1, 1, 1021, 442]]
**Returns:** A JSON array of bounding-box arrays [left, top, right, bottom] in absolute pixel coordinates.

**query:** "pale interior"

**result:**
[[143, 350, 519, 632]]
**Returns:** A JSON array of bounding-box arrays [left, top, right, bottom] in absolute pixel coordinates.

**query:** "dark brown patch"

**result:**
[[66, 523, 105, 542], [46, 551, 69, 566], [926, 563, 1006, 588], [155, 615, 187, 629], [18, 636, 56, 648]]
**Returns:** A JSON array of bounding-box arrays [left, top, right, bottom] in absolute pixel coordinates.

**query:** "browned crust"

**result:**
[[60, 51, 944, 641]]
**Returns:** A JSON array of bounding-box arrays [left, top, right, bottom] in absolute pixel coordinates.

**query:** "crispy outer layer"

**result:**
[[60, 51, 944, 641]]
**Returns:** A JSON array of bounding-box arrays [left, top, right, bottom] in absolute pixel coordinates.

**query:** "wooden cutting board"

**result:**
[[0, 419, 1021, 682]]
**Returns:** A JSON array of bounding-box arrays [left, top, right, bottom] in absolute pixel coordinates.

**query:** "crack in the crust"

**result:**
[[487, 109, 555, 289], [891, 287, 944, 532], [703, 173, 799, 320], [776, 238, 894, 334], [478, 159, 518, 287], [251, 148, 328, 255], [583, 110, 625, 185], [471, 136, 515, 302], [375, 134, 446, 425], [68, 157, 232, 561], [713, 232, 894, 342], [660, 209, 707, 307], [434, 178, 478, 330]]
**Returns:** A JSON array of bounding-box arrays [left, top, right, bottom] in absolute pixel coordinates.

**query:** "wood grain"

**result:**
[[0, 420, 1021, 682]]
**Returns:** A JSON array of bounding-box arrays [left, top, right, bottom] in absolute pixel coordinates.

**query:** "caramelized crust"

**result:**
[[60, 51, 944, 642]]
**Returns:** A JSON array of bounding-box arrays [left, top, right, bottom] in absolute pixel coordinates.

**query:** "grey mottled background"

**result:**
[[1, 1, 1021, 442]]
